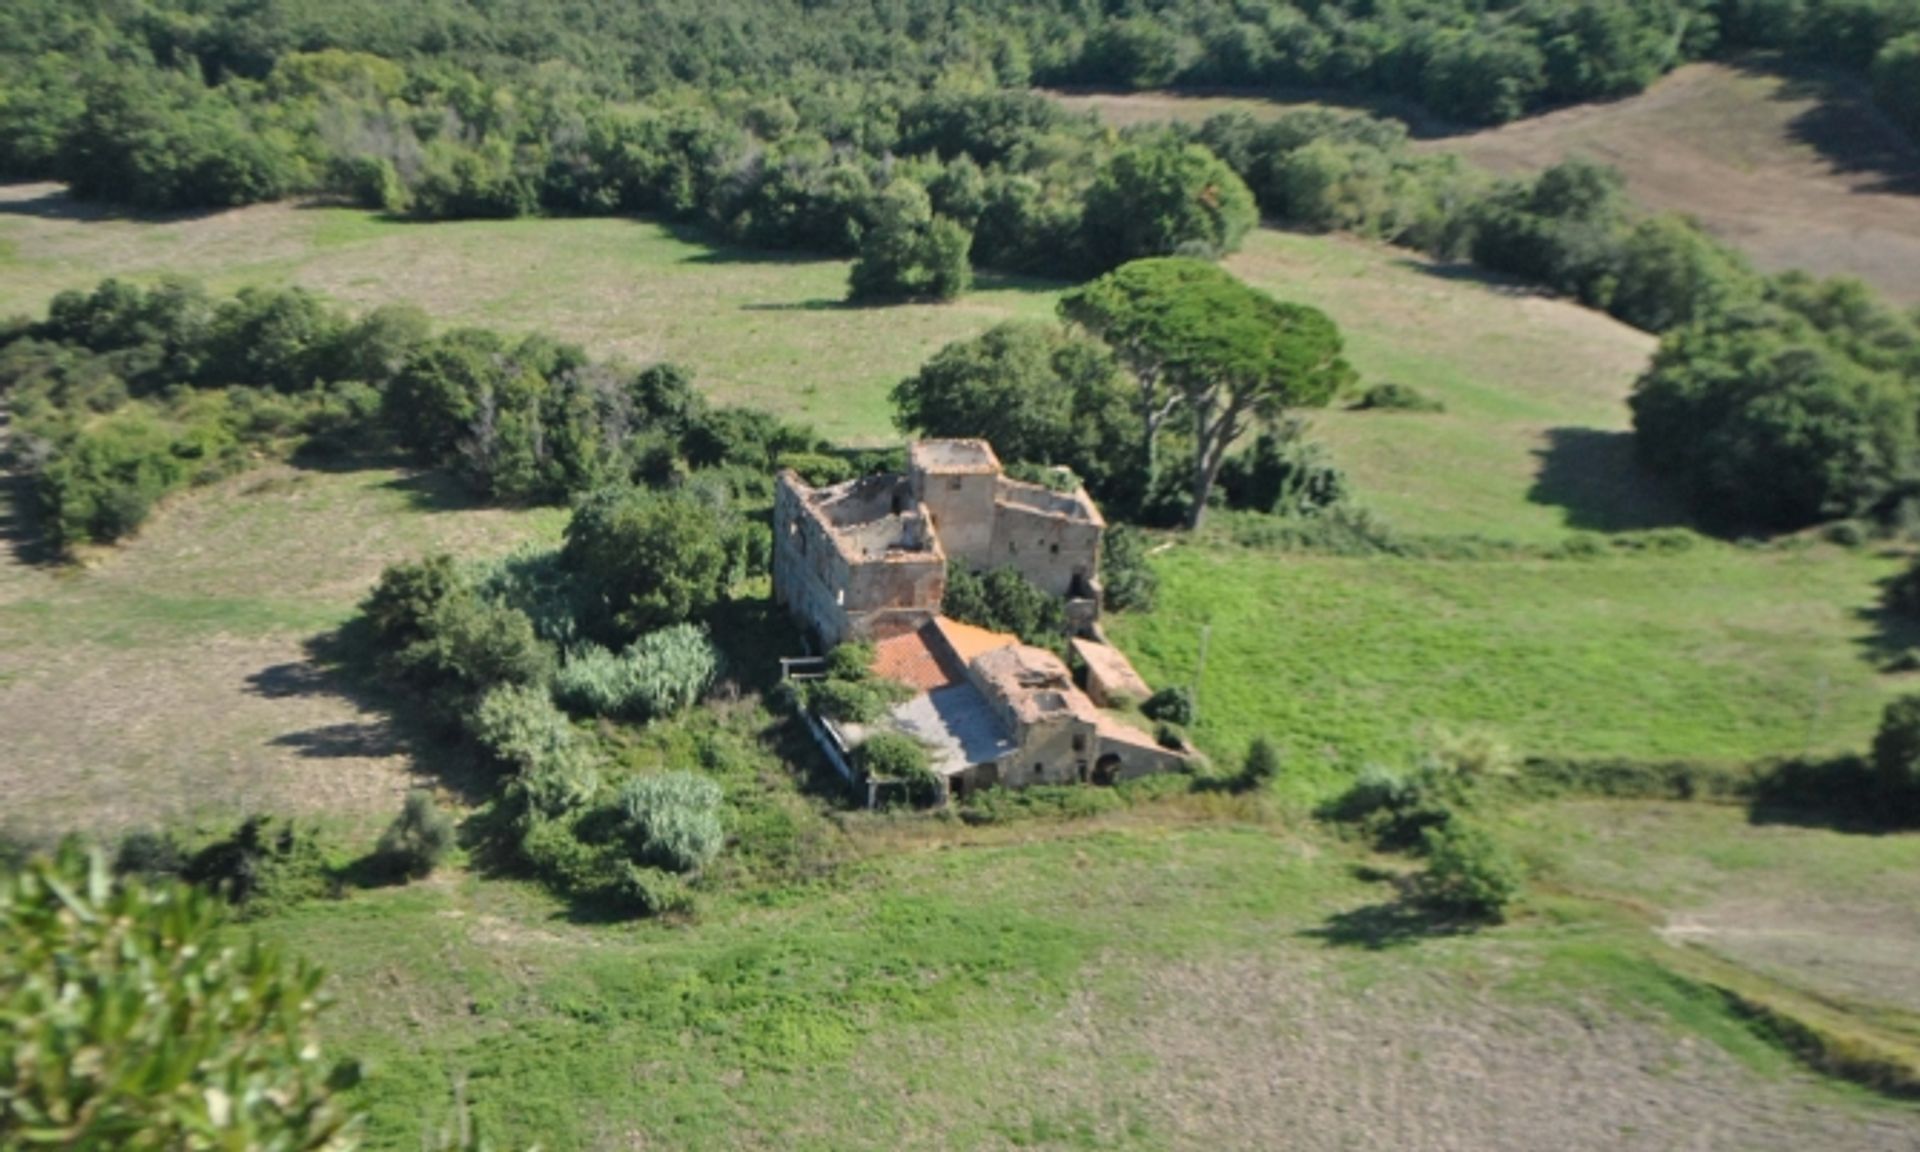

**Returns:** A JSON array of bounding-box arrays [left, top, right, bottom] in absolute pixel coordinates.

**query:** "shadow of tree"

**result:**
[[1852, 570, 1920, 670], [377, 468, 494, 514], [1387, 256, 1550, 298], [0, 452, 60, 568], [0, 183, 231, 224], [1526, 427, 1694, 533], [1753, 58, 1920, 195], [244, 621, 496, 807], [1303, 888, 1484, 950]]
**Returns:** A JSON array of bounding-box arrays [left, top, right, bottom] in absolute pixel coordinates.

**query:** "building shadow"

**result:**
[[1526, 427, 1694, 533]]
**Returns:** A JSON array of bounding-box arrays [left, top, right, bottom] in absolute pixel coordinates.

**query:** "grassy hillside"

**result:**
[[1229, 231, 1663, 542], [1109, 540, 1911, 777], [5, 195, 1920, 1148], [255, 815, 1920, 1151], [0, 184, 1058, 444]]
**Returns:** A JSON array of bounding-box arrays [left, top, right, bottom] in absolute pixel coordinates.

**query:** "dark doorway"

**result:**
[[1091, 754, 1123, 786]]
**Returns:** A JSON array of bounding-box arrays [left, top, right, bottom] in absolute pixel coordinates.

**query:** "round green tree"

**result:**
[[1080, 143, 1258, 271], [848, 180, 973, 303]]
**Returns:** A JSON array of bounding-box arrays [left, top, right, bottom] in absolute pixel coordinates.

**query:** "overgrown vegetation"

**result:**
[[0, 276, 829, 555]]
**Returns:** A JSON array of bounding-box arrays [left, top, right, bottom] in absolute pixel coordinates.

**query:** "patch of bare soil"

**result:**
[[1063, 955, 1918, 1150], [1428, 60, 1920, 305]]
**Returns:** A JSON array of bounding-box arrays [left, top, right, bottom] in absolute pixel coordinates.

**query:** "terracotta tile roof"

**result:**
[[870, 627, 956, 692], [931, 616, 1017, 664]]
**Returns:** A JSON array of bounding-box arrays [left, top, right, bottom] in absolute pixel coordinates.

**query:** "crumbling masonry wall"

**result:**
[[773, 477, 945, 646]]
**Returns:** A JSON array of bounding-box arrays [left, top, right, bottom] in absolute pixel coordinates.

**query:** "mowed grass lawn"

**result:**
[[1110, 539, 1913, 778]]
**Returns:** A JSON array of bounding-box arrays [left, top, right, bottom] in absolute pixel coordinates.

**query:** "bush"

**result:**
[[859, 731, 939, 804], [377, 790, 455, 879], [618, 772, 726, 874], [1141, 685, 1195, 727], [180, 815, 334, 915], [825, 642, 875, 681], [1080, 142, 1258, 270], [470, 683, 579, 774], [365, 556, 555, 712], [0, 844, 361, 1147], [1321, 763, 1456, 850], [1352, 382, 1445, 413], [111, 828, 184, 879], [553, 624, 724, 720], [562, 484, 738, 641], [1100, 525, 1158, 613], [941, 564, 1065, 645], [1418, 822, 1523, 921], [1630, 312, 1919, 530], [1216, 423, 1351, 517], [847, 179, 972, 303], [802, 677, 900, 724], [1235, 736, 1282, 793]]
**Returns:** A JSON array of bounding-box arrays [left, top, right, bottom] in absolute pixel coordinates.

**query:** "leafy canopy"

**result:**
[[0, 844, 362, 1149], [1060, 257, 1351, 527]]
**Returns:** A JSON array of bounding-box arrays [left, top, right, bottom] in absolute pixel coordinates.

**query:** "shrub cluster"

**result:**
[[2, 277, 823, 555], [942, 564, 1066, 646], [352, 477, 764, 914], [553, 625, 726, 721]]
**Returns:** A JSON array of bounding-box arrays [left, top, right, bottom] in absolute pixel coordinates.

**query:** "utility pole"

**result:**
[[1192, 624, 1211, 723]]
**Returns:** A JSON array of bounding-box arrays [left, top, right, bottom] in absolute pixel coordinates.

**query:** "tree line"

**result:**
[[2, 0, 1913, 143], [0, 276, 848, 552]]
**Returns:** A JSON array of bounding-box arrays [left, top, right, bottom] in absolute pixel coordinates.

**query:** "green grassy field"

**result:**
[[6, 187, 1920, 1147], [1110, 538, 1913, 777], [254, 814, 1918, 1151], [0, 184, 1057, 444]]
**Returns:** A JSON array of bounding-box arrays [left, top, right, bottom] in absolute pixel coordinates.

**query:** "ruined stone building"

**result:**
[[773, 439, 1103, 648], [774, 439, 1189, 800], [851, 617, 1189, 801]]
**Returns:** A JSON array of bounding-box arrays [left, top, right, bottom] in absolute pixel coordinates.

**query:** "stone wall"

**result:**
[[773, 476, 944, 646], [987, 498, 1103, 599], [914, 465, 998, 568]]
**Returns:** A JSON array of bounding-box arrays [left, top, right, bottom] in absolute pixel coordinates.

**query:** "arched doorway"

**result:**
[[1090, 754, 1123, 786]]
